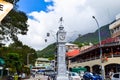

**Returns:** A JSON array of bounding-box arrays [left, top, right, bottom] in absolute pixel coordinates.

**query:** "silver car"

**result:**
[[111, 72, 120, 80], [69, 72, 81, 80]]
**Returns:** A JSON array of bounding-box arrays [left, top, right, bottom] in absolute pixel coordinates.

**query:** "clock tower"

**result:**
[[57, 25, 66, 43], [56, 17, 69, 80]]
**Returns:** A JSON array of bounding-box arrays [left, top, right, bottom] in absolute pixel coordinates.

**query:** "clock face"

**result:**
[[59, 35, 65, 40]]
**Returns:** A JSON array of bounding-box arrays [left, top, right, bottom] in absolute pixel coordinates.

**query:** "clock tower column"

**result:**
[[56, 17, 69, 80]]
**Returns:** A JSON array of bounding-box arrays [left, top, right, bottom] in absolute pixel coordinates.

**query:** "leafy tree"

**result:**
[[5, 0, 19, 4], [8, 41, 37, 65], [0, 41, 37, 66], [0, 0, 28, 44], [4, 53, 23, 73]]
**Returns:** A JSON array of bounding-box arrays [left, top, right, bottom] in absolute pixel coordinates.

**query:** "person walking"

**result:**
[[109, 69, 114, 80]]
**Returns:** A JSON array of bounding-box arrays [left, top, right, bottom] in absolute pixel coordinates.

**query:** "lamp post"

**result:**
[[92, 16, 105, 79], [27, 53, 34, 65]]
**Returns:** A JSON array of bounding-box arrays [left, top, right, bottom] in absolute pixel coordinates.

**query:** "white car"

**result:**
[[111, 72, 120, 80], [69, 72, 81, 80]]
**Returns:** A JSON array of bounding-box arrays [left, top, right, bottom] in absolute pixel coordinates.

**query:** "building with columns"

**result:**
[[68, 37, 120, 76]]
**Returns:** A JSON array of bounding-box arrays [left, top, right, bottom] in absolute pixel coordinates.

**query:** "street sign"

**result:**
[[0, 0, 13, 22]]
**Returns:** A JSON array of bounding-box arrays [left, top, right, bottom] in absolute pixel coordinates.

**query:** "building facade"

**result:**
[[34, 58, 51, 70], [68, 37, 120, 76], [109, 13, 120, 38], [68, 14, 120, 77]]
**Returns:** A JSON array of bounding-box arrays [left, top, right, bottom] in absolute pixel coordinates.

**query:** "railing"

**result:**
[[70, 55, 120, 64], [113, 54, 120, 57]]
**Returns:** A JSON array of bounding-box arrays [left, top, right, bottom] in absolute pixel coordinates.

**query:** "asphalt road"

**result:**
[[24, 74, 48, 80]]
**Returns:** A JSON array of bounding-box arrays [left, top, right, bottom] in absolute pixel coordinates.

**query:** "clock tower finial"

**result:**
[[59, 17, 63, 25], [59, 17, 64, 30]]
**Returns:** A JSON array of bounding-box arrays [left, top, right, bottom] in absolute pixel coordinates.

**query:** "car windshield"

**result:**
[[70, 72, 79, 76]]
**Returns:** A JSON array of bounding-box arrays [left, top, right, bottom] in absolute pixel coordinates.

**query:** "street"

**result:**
[[24, 74, 48, 80]]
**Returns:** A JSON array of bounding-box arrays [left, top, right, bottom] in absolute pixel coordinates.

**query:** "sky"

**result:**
[[17, 0, 120, 50]]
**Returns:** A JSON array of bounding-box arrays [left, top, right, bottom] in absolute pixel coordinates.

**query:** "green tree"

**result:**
[[0, 0, 28, 44], [0, 41, 37, 66], [4, 53, 23, 73], [5, 0, 19, 4], [8, 41, 37, 65]]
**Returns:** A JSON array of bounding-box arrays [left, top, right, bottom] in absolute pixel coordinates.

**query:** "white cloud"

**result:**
[[18, 0, 120, 50]]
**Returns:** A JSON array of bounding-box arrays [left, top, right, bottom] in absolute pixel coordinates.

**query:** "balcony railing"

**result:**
[[71, 55, 120, 64]]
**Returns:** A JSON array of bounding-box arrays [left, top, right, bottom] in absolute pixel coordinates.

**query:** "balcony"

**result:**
[[69, 54, 120, 68]]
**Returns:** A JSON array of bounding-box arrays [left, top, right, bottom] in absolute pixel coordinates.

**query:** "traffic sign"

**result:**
[[0, 0, 13, 22]]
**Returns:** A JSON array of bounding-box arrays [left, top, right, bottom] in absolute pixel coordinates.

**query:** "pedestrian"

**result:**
[[48, 76, 50, 80], [32, 72, 36, 78], [109, 69, 114, 79], [14, 73, 18, 80], [18, 73, 22, 80], [21, 72, 26, 79]]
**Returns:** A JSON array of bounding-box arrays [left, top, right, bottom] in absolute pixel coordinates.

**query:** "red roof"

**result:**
[[66, 49, 80, 57]]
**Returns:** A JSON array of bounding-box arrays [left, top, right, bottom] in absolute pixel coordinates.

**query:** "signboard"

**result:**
[[0, 58, 5, 66], [0, 0, 13, 22]]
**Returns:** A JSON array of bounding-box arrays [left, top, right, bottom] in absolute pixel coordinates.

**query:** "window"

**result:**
[[113, 74, 119, 78]]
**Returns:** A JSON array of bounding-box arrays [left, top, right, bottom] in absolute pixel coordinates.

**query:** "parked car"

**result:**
[[69, 72, 81, 80], [83, 72, 102, 80], [111, 72, 120, 80]]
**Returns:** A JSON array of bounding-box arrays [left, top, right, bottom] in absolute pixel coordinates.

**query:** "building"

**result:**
[[109, 13, 120, 38], [65, 43, 79, 52], [68, 14, 120, 77], [34, 58, 51, 70], [68, 37, 120, 76]]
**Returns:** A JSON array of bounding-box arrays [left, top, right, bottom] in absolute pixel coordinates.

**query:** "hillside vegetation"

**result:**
[[37, 43, 56, 60], [74, 24, 111, 44]]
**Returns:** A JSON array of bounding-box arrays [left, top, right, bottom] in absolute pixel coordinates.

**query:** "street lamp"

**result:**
[[92, 16, 105, 79], [27, 53, 34, 65]]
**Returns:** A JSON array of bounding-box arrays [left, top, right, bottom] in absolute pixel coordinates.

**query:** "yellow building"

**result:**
[[35, 58, 51, 70]]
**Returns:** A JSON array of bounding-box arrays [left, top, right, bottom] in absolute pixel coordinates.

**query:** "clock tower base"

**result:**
[[56, 76, 69, 80]]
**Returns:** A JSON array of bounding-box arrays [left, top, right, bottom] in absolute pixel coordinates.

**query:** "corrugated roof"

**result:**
[[66, 49, 80, 57]]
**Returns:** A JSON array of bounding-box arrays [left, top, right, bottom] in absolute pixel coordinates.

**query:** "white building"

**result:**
[[109, 13, 120, 38]]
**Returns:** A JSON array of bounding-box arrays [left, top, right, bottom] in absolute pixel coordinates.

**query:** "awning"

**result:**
[[72, 67, 87, 73]]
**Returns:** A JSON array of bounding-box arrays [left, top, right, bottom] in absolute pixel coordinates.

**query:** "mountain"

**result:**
[[37, 43, 56, 59], [74, 24, 111, 44], [37, 24, 111, 58]]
